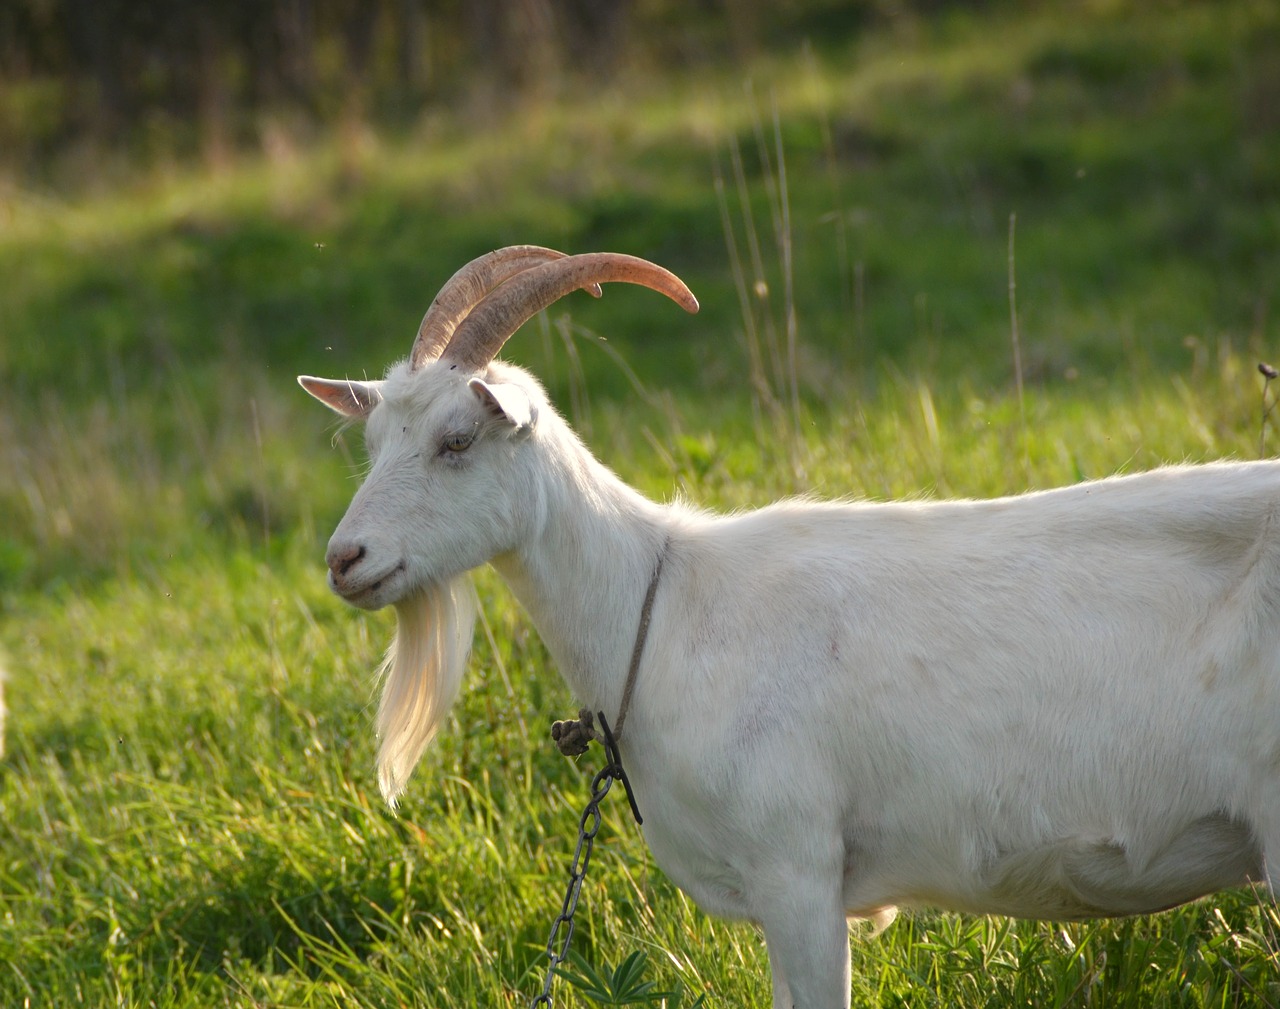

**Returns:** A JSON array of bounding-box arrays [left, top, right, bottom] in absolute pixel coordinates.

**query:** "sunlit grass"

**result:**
[[6, 346, 1280, 1006], [4, 0, 1280, 1005]]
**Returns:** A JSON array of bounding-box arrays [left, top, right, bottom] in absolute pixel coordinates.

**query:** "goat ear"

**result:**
[[468, 378, 536, 432], [297, 376, 382, 419]]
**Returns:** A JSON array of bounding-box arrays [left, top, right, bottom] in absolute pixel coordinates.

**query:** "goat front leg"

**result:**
[[760, 890, 852, 1009], [1256, 797, 1280, 897], [767, 943, 794, 1009]]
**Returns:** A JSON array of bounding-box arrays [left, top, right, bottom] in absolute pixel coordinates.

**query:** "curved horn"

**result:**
[[441, 253, 700, 371], [409, 246, 602, 370]]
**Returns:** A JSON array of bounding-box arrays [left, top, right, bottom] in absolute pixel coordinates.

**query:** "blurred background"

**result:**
[[1, 0, 931, 179]]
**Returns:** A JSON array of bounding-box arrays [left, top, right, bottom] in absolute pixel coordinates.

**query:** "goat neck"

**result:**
[[488, 413, 674, 727]]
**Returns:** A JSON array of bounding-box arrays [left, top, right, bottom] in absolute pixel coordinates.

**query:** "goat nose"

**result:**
[[327, 542, 366, 579]]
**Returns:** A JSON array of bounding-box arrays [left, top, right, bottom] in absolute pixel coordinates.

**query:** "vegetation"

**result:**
[[1, 0, 889, 184], [3, 1, 1280, 1005]]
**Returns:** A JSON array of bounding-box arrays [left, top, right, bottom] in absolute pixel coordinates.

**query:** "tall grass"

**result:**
[[3, 1, 1280, 1006], [5, 350, 1279, 1008]]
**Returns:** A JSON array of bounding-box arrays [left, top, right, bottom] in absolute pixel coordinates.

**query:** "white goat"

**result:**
[[300, 246, 1280, 1009]]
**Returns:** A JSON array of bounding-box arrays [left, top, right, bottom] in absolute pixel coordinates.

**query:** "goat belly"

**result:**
[[956, 813, 1262, 920]]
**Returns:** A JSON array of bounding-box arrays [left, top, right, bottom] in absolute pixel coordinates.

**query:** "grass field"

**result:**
[[4, 2, 1280, 1006]]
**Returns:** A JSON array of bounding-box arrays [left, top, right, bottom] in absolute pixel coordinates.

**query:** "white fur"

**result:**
[[375, 579, 476, 805], [303, 356, 1280, 1009]]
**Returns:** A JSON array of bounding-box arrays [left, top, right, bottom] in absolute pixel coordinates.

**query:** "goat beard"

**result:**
[[375, 575, 477, 807]]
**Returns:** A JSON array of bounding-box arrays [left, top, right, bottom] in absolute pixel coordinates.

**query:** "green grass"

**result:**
[[4, 1, 1280, 1005]]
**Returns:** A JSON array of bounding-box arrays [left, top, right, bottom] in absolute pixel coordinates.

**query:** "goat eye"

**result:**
[[442, 431, 474, 454]]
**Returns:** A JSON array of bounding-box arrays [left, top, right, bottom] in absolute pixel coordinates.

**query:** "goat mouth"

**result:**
[[331, 561, 408, 609]]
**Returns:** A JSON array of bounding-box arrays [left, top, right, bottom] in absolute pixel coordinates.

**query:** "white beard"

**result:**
[[375, 576, 477, 806]]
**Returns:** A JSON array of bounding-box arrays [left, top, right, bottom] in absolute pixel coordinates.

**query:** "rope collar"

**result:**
[[613, 537, 667, 740], [550, 538, 668, 823]]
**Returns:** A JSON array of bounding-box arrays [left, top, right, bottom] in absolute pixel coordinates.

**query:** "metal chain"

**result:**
[[530, 760, 619, 1008], [531, 712, 641, 1008]]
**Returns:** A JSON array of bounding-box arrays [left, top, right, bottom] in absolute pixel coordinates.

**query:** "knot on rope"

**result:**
[[549, 708, 642, 824], [550, 707, 598, 757]]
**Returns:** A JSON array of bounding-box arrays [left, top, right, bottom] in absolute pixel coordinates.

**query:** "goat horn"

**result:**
[[409, 246, 603, 370], [442, 253, 700, 371]]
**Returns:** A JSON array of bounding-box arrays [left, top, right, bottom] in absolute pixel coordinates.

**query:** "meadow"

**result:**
[[3, 2, 1280, 1005]]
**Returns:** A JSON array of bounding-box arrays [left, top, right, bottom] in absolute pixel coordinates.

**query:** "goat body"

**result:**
[[301, 248, 1280, 1009]]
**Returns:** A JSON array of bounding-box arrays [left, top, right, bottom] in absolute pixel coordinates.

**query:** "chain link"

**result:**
[[530, 760, 620, 1008], [531, 710, 643, 1008]]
